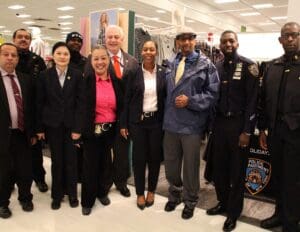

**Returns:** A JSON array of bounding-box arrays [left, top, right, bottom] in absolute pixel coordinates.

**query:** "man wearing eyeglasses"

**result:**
[[259, 22, 300, 232]]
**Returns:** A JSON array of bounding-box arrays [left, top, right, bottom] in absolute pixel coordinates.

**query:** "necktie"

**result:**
[[175, 56, 186, 84], [8, 74, 24, 131], [113, 55, 122, 79]]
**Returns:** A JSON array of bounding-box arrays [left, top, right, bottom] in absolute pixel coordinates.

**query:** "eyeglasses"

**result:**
[[281, 32, 300, 40]]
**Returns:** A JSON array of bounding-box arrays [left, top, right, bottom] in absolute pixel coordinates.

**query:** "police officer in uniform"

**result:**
[[206, 30, 259, 232], [259, 22, 300, 232], [66, 32, 87, 74], [13, 28, 48, 193], [66, 32, 87, 182]]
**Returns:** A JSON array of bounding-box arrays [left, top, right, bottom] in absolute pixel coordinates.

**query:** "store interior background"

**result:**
[[0, 1, 299, 231], [0, 0, 299, 61]]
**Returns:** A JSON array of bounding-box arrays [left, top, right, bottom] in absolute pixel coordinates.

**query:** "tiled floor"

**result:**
[[0, 157, 271, 232]]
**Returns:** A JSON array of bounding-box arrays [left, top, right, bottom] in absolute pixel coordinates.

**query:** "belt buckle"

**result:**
[[94, 124, 102, 135], [101, 123, 111, 131], [226, 112, 232, 117], [144, 112, 151, 118]]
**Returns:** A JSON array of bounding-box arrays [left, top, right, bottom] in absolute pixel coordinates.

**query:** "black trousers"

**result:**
[[130, 119, 163, 196], [46, 125, 77, 201], [31, 141, 46, 183], [81, 128, 114, 208], [211, 115, 248, 219], [0, 129, 33, 207], [269, 121, 300, 232], [111, 125, 130, 188]]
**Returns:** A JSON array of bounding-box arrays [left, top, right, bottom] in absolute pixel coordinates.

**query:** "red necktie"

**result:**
[[113, 55, 122, 79], [8, 74, 24, 131]]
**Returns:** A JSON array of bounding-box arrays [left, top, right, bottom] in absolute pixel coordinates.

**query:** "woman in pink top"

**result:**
[[81, 46, 122, 216]]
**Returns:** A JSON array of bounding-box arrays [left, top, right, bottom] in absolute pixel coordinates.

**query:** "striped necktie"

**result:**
[[7, 74, 24, 131], [175, 56, 186, 84]]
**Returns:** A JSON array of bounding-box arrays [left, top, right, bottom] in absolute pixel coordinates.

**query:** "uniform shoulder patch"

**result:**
[[248, 63, 259, 77]]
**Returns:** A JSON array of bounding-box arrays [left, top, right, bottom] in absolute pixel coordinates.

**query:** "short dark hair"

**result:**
[[52, 41, 70, 55], [220, 30, 238, 41], [13, 28, 32, 40], [142, 40, 158, 51], [0, 42, 18, 53], [281, 22, 300, 34]]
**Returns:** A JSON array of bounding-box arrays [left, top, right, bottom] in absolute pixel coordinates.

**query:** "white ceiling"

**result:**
[[0, 0, 289, 42]]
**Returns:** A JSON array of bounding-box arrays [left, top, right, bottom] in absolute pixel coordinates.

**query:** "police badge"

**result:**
[[245, 158, 271, 195]]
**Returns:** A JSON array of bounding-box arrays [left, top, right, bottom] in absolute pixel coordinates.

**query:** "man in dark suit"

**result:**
[[105, 25, 139, 198], [13, 28, 48, 193], [0, 43, 35, 218], [259, 22, 300, 232]]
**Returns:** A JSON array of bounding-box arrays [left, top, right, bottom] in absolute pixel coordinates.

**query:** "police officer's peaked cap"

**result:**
[[66, 32, 83, 43]]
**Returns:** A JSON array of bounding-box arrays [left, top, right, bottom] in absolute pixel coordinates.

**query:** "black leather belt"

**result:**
[[219, 111, 243, 118], [141, 111, 156, 120], [94, 123, 114, 136]]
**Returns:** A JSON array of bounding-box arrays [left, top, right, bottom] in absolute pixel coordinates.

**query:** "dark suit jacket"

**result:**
[[36, 66, 85, 133], [120, 64, 166, 129], [82, 69, 123, 138], [108, 49, 139, 95], [0, 71, 33, 163]]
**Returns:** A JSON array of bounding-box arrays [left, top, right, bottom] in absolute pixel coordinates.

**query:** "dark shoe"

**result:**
[[36, 181, 48, 193], [82, 207, 92, 216], [20, 201, 34, 212], [164, 201, 180, 212], [137, 195, 146, 210], [206, 203, 226, 215], [145, 192, 155, 208], [51, 200, 61, 210], [117, 186, 131, 197], [181, 205, 194, 219], [0, 206, 12, 219], [223, 217, 237, 232], [260, 214, 281, 229], [69, 197, 79, 208], [98, 196, 111, 206]]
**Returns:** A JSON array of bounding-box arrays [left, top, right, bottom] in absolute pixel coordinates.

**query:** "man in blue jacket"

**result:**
[[163, 27, 219, 219]]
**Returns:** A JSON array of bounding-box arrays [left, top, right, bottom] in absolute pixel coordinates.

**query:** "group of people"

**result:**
[[0, 21, 299, 232]]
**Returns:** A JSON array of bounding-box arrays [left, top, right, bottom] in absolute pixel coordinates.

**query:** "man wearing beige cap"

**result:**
[[163, 27, 219, 219]]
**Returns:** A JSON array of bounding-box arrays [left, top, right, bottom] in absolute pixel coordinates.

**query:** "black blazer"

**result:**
[[36, 66, 85, 133], [0, 71, 33, 159], [120, 64, 166, 128], [82, 69, 123, 138], [108, 49, 139, 95]]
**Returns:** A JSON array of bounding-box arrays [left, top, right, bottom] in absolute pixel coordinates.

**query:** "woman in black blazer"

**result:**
[[81, 45, 123, 216], [36, 42, 85, 210], [120, 40, 166, 210]]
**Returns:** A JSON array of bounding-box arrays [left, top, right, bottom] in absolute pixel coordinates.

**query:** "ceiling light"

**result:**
[[259, 22, 276, 26], [60, 27, 72, 30], [186, 19, 195, 23], [118, 7, 126, 11], [57, 6, 74, 11], [17, 14, 31, 18], [240, 12, 261, 16], [58, 15, 73, 19], [151, 17, 159, 21], [271, 16, 288, 20], [2, 30, 12, 33], [8, 5, 25, 10], [214, 0, 239, 4], [61, 31, 70, 34], [0, 26, 5, 29], [58, 22, 73, 26], [22, 21, 35, 25], [156, 10, 166, 13], [252, 3, 273, 9]]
